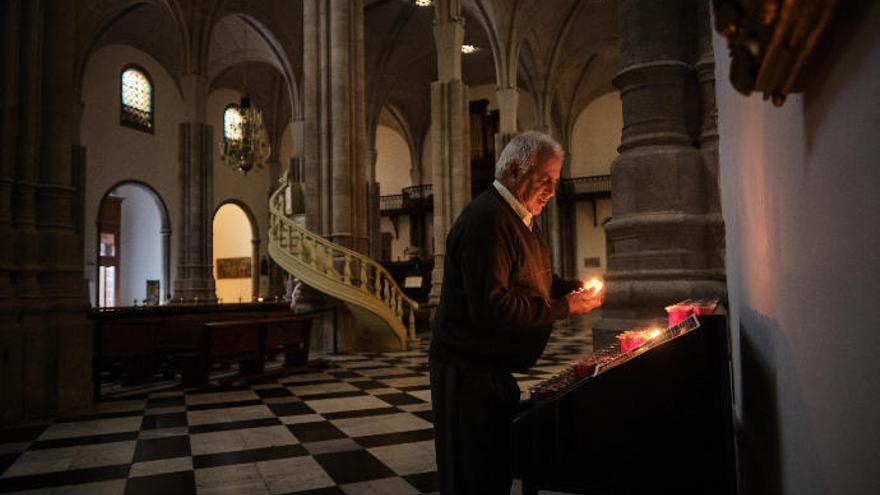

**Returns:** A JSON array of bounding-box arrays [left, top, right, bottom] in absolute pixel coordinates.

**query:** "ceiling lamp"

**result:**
[[220, 94, 270, 175], [415, 0, 433, 6], [219, 21, 270, 175], [461, 44, 479, 54]]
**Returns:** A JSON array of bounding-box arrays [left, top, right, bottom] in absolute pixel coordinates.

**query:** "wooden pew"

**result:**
[[181, 316, 313, 387], [265, 317, 312, 371], [90, 303, 307, 398], [182, 320, 266, 387]]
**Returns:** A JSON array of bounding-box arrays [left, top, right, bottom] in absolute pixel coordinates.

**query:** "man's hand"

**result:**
[[565, 284, 606, 316]]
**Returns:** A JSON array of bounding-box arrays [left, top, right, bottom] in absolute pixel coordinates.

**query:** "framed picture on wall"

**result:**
[[146, 280, 160, 305], [217, 257, 252, 279]]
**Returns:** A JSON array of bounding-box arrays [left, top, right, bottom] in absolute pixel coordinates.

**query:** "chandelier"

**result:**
[[220, 94, 270, 175], [220, 20, 270, 175]]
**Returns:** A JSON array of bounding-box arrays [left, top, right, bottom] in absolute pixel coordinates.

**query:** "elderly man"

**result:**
[[430, 131, 605, 494]]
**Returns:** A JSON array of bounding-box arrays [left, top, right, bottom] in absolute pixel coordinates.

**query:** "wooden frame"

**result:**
[[216, 257, 252, 279], [713, 0, 841, 106]]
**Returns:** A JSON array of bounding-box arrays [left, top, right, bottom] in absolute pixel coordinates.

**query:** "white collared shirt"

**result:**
[[493, 180, 533, 231]]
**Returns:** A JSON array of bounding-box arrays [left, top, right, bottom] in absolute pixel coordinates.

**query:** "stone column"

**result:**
[[367, 148, 381, 260], [160, 227, 171, 303], [595, 0, 726, 341], [695, 0, 726, 273], [172, 74, 216, 303], [302, 0, 369, 253], [429, 0, 470, 305], [288, 119, 305, 181], [494, 86, 518, 161], [1, 0, 31, 423], [42, 0, 92, 415], [0, 0, 20, 324], [1, 0, 94, 420], [251, 238, 260, 299]]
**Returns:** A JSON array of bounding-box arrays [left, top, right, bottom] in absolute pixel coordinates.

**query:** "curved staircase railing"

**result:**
[[268, 183, 419, 351]]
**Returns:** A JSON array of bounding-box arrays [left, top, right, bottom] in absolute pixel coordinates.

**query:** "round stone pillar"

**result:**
[[595, 0, 726, 343], [428, 1, 470, 306]]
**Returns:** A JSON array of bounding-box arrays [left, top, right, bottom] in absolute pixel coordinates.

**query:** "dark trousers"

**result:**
[[429, 353, 521, 495]]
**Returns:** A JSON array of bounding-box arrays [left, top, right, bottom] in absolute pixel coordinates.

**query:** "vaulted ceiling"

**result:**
[[76, 0, 619, 154]]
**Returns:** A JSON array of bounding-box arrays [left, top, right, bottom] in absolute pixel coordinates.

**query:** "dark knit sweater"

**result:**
[[431, 187, 581, 373]]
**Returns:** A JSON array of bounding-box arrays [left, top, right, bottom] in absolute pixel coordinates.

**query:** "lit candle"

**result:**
[[582, 277, 604, 294]]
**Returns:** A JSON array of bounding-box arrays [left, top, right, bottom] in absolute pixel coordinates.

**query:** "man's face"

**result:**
[[511, 157, 562, 216]]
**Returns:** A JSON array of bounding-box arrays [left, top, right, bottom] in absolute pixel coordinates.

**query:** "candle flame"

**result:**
[[583, 277, 604, 292], [648, 328, 662, 339]]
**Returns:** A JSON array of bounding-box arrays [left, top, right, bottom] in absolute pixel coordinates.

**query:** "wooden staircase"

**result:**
[[268, 183, 420, 351]]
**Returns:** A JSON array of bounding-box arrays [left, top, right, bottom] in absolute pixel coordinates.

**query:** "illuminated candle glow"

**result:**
[[582, 277, 604, 294]]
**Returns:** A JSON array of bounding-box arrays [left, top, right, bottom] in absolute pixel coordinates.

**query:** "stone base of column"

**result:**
[[3, 311, 94, 422], [171, 265, 217, 303]]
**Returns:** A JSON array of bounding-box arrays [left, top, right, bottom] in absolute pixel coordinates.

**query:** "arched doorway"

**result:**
[[96, 181, 171, 307], [212, 201, 259, 304]]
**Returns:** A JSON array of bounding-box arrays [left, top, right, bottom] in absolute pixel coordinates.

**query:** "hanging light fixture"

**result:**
[[220, 94, 270, 175], [219, 21, 270, 175]]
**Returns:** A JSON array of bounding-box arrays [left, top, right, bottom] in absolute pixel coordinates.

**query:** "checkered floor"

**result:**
[[0, 314, 598, 495]]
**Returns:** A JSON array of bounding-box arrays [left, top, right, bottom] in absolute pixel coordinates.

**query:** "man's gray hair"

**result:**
[[494, 131, 563, 179]]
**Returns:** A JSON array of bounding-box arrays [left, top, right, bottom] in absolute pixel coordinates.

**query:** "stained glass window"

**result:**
[[224, 104, 244, 142], [120, 66, 153, 131]]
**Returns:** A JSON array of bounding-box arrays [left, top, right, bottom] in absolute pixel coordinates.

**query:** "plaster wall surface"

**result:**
[[574, 198, 612, 281], [375, 125, 413, 194], [714, 4, 880, 493], [209, 87, 272, 287], [80, 45, 183, 305], [213, 203, 253, 303], [115, 184, 163, 306], [569, 91, 621, 178]]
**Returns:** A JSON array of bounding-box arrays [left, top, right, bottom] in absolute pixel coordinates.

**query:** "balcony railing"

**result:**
[[380, 184, 433, 215], [403, 184, 432, 201], [380, 194, 403, 212]]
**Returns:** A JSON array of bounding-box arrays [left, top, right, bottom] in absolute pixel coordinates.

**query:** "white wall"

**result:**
[[715, 4, 880, 494], [573, 198, 612, 280], [567, 91, 621, 281], [375, 125, 413, 195], [376, 125, 416, 262], [81, 45, 183, 303], [569, 91, 622, 177], [115, 184, 163, 306], [209, 87, 271, 293], [213, 203, 254, 303]]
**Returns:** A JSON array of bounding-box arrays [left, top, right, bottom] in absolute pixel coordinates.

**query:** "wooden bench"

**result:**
[[90, 304, 328, 398], [181, 316, 313, 387]]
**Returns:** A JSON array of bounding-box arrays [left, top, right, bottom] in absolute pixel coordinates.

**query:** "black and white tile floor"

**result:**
[[0, 315, 597, 495]]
